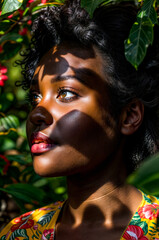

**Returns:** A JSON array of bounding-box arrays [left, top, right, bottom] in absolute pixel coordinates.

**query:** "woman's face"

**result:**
[[26, 43, 121, 177]]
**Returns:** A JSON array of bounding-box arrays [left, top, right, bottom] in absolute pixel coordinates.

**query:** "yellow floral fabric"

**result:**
[[0, 201, 64, 240], [1, 192, 159, 240], [121, 192, 159, 239]]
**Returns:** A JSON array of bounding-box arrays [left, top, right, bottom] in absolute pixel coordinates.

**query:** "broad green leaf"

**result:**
[[1, 0, 23, 15], [81, 0, 106, 18], [7, 155, 27, 165], [0, 42, 22, 61], [0, 33, 23, 44], [125, 15, 153, 69], [0, 183, 47, 204], [0, 114, 19, 133], [139, 0, 157, 24], [127, 153, 159, 195]]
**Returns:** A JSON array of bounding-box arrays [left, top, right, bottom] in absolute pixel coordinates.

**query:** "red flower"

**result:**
[[42, 229, 54, 240], [27, 20, 32, 25], [41, 0, 48, 3], [123, 225, 148, 240], [19, 28, 28, 36], [0, 64, 8, 87], [8, 14, 13, 19], [138, 203, 159, 220], [26, 0, 35, 7]]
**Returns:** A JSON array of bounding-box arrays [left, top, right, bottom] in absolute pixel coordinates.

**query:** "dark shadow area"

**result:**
[[56, 203, 132, 240]]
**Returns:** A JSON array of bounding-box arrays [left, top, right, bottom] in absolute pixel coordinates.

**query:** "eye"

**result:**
[[25, 91, 42, 107], [57, 88, 79, 102]]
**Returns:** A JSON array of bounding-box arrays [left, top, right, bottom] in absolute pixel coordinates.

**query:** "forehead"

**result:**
[[33, 43, 107, 84]]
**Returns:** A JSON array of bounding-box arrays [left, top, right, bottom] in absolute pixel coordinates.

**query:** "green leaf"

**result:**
[[127, 153, 159, 195], [0, 42, 22, 61], [81, 0, 106, 18], [7, 154, 27, 165], [0, 183, 47, 204], [139, 0, 157, 24], [1, 0, 23, 15], [0, 114, 19, 132], [0, 33, 23, 45], [125, 15, 153, 69]]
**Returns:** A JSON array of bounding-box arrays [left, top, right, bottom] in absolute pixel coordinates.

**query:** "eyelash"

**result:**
[[25, 91, 42, 107], [56, 87, 79, 102], [25, 88, 79, 106]]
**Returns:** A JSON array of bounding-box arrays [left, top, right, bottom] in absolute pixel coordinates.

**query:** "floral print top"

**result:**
[[1, 192, 159, 240]]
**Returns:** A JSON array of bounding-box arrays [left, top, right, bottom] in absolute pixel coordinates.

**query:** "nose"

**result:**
[[29, 106, 53, 126]]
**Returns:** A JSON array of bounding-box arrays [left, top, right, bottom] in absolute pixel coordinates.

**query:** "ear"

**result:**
[[120, 100, 144, 135]]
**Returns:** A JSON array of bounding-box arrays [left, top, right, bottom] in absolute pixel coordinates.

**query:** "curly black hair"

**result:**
[[17, 0, 159, 173]]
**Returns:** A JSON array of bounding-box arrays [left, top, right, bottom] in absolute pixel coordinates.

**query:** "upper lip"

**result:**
[[31, 132, 53, 145]]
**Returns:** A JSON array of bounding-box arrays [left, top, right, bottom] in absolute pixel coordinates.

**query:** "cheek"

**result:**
[[54, 110, 117, 160]]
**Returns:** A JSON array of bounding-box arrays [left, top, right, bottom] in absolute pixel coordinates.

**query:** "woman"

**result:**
[[1, 0, 159, 239]]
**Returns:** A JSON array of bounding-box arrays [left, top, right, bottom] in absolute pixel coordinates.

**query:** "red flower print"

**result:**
[[138, 203, 159, 220], [11, 211, 34, 232], [42, 229, 54, 240], [123, 225, 148, 240], [11, 219, 34, 231]]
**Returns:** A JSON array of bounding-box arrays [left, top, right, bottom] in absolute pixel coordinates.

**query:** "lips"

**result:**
[[30, 132, 56, 154]]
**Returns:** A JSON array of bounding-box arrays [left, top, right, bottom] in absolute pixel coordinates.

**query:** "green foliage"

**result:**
[[125, 15, 153, 69], [125, 0, 158, 68], [127, 153, 159, 196], [81, 0, 106, 18], [1, 0, 23, 15]]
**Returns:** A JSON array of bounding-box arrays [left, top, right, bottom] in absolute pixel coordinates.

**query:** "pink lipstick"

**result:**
[[30, 132, 56, 154]]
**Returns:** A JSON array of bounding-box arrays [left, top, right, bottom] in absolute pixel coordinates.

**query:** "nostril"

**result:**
[[30, 106, 53, 126]]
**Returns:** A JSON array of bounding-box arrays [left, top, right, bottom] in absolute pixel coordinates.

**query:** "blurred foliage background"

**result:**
[[0, 0, 159, 231]]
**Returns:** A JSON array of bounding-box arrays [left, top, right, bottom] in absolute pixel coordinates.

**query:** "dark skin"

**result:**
[[26, 43, 144, 239]]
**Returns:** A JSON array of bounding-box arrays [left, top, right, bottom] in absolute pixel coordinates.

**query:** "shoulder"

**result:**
[[122, 192, 159, 240], [0, 201, 64, 240]]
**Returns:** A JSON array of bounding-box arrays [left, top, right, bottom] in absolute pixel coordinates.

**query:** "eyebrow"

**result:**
[[53, 74, 87, 85], [31, 68, 102, 86]]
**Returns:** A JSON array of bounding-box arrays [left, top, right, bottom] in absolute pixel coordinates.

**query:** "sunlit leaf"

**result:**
[[1, 0, 23, 15], [125, 15, 153, 69], [139, 0, 157, 24], [81, 0, 106, 17]]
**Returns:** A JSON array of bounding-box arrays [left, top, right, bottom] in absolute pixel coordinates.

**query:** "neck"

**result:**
[[61, 145, 132, 227]]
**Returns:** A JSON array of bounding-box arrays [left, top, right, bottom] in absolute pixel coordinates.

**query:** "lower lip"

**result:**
[[31, 143, 56, 154]]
